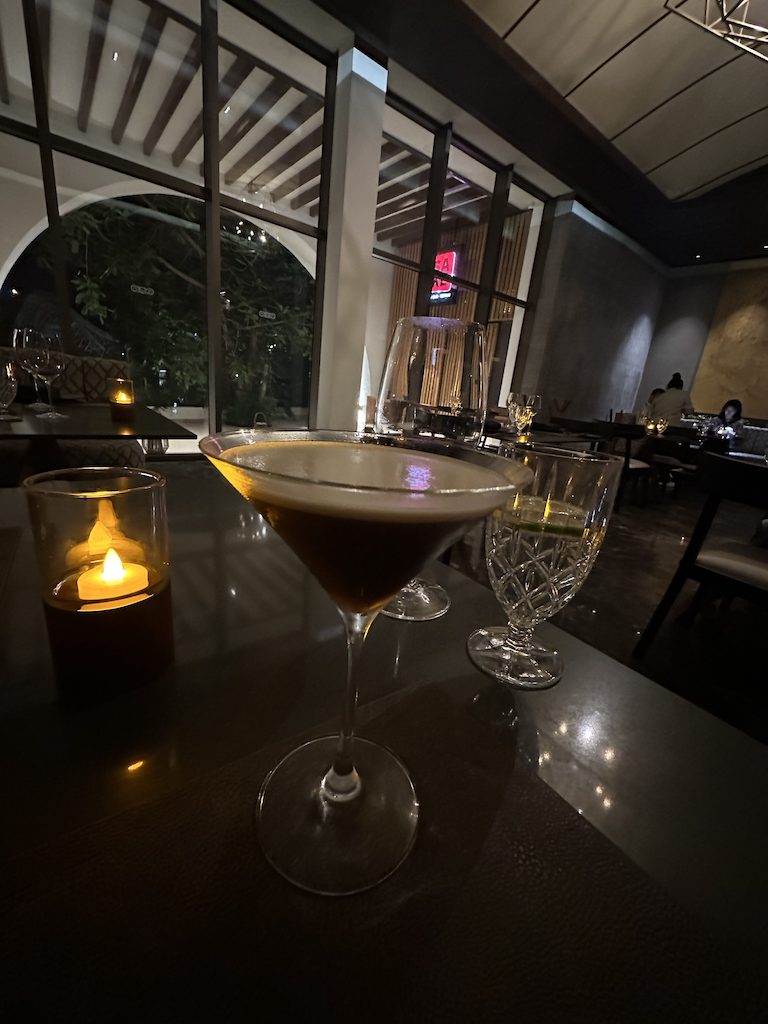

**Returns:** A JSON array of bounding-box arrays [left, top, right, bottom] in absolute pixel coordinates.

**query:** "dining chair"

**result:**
[[634, 452, 768, 657]]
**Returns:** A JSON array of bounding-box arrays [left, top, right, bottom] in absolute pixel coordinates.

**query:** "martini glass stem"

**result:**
[[320, 609, 376, 803]]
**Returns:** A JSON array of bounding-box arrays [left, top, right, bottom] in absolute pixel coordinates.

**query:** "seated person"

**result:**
[[706, 399, 745, 445], [649, 373, 694, 425], [639, 387, 664, 424]]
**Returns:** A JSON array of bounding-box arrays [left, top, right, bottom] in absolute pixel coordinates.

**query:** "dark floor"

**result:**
[[451, 476, 768, 746]]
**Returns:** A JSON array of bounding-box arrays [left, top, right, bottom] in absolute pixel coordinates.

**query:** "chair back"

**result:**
[[697, 452, 768, 509]]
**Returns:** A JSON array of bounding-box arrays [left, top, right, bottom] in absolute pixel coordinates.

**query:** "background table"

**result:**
[[1, 462, 767, 1021], [0, 403, 197, 440]]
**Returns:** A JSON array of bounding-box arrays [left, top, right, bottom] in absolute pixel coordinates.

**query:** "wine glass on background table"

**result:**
[[12, 327, 51, 413], [374, 316, 488, 621], [506, 392, 542, 440], [467, 444, 622, 690], [200, 429, 530, 894], [0, 361, 20, 421], [22, 338, 67, 420]]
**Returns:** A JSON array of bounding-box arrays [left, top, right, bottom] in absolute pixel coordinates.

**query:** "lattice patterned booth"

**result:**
[[0, 349, 145, 485]]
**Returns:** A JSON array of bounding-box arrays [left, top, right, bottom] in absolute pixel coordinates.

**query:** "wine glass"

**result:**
[[12, 327, 51, 413], [506, 392, 541, 440], [23, 341, 67, 420], [200, 429, 529, 894], [0, 361, 20, 421], [467, 443, 622, 690], [374, 316, 487, 621]]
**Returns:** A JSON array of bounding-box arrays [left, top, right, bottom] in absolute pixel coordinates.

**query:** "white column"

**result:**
[[314, 48, 388, 429]]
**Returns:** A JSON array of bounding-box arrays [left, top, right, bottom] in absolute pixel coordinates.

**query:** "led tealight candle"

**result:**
[[77, 547, 149, 602]]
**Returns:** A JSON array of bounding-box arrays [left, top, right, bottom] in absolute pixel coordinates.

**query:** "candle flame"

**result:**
[[102, 548, 126, 583], [126, 760, 144, 772], [115, 391, 131, 404]]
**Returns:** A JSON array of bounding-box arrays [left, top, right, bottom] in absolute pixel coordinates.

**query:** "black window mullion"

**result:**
[[475, 165, 513, 327], [201, 0, 222, 433], [415, 122, 451, 315], [307, 56, 336, 430], [21, 0, 74, 352]]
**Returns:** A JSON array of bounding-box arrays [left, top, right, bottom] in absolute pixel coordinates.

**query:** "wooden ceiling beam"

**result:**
[[217, 75, 289, 164], [77, 0, 112, 132], [246, 122, 323, 194], [301, 139, 404, 215], [224, 94, 322, 186], [143, 33, 201, 155], [112, 5, 167, 144], [172, 52, 253, 166], [270, 154, 321, 202]]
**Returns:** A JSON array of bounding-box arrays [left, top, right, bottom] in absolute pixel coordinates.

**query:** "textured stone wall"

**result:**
[[691, 268, 768, 418], [516, 208, 665, 421]]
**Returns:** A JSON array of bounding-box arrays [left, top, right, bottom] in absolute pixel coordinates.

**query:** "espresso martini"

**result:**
[[212, 439, 516, 613]]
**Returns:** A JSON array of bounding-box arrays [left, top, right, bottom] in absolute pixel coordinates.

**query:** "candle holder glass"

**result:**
[[108, 377, 135, 420], [24, 467, 174, 701]]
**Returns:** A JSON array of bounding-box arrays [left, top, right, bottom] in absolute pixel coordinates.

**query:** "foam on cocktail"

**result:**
[[217, 441, 525, 522]]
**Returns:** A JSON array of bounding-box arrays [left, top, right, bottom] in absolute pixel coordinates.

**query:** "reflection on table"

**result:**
[[0, 461, 766, 1018]]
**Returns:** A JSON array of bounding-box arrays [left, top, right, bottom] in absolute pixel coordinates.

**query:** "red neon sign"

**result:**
[[431, 249, 458, 302]]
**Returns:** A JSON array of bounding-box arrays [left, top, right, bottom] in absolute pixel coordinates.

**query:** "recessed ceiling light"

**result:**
[[112, 50, 119, 61], [695, 254, 701, 259], [763, 244, 768, 249]]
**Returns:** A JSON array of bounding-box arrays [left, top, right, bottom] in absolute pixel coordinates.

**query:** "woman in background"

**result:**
[[649, 372, 694, 425], [707, 399, 745, 444]]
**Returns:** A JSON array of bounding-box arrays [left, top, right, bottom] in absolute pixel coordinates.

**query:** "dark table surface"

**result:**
[[1, 462, 767, 1021], [0, 402, 197, 440]]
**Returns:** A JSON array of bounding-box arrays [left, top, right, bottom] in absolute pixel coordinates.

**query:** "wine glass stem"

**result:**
[[45, 381, 54, 409], [505, 621, 535, 651], [33, 378, 41, 401], [321, 610, 375, 802]]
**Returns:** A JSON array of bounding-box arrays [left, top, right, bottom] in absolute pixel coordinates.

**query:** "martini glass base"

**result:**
[[36, 410, 67, 420], [257, 735, 419, 895], [466, 626, 563, 690], [380, 578, 450, 621]]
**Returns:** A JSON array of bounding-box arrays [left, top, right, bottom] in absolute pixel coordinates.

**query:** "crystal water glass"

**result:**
[[467, 444, 622, 689]]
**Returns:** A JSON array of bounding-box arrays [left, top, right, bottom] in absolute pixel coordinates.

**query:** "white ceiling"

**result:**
[[465, 0, 768, 199]]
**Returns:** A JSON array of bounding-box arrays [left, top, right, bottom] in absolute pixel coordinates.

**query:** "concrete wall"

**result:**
[[516, 204, 665, 421], [636, 272, 724, 411], [691, 267, 768, 418]]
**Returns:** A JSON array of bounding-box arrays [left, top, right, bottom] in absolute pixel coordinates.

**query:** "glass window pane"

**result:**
[[53, 150, 206, 453], [495, 184, 544, 301], [487, 296, 526, 407], [436, 147, 495, 286], [0, 133, 48, 359], [218, 3, 326, 230], [47, 0, 203, 188], [428, 280, 478, 322], [1, 0, 34, 123], [372, 104, 433, 264], [220, 210, 316, 430]]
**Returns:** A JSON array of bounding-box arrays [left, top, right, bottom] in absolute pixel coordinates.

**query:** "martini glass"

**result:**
[[467, 444, 622, 690], [375, 316, 487, 621], [200, 429, 529, 894]]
